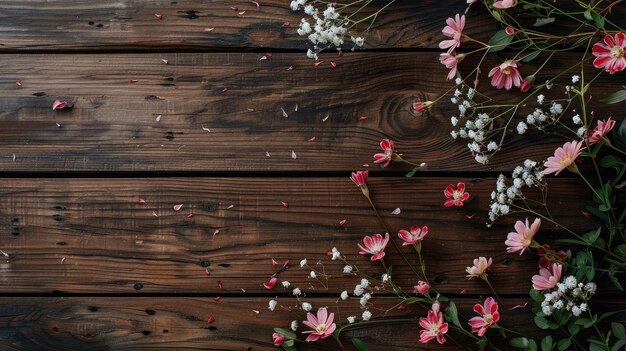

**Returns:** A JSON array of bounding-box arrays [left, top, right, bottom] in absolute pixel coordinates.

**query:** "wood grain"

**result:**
[[0, 0, 487, 52], [1, 52, 624, 173], [0, 177, 613, 295], [1, 297, 623, 351]]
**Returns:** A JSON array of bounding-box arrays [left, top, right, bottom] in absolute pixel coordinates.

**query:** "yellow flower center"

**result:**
[[315, 323, 327, 333], [483, 314, 493, 323], [559, 155, 571, 167], [453, 190, 464, 201], [611, 46, 624, 59], [502, 66, 513, 75]]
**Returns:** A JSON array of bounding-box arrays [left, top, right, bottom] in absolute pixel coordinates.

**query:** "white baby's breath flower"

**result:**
[[537, 94, 545, 104], [290, 320, 298, 331], [309, 271, 317, 279], [269, 299, 278, 311], [516, 121, 528, 134], [302, 302, 312, 311], [300, 258, 307, 268], [360, 278, 369, 288], [347, 316, 356, 323], [572, 114, 581, 125], [577, 127, 586, 136], [343, 265, 353, 274], [362, 310, 372, 320], [571, 75, 580, 83], [331, 247, 341, 260], [282, 281, 291, 288], [340, 290, 349, 300], [293, 288, 302, 296], [351, 36, 365, 47]]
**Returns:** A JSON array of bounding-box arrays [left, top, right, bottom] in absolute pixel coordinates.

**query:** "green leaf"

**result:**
[[534, 17, 555, 26], [589, 343, 605, 351], [405, 166, 420, 178], [600, 155, 624, 170], [534, 316, 550, 330], [612, 322, 626, 339], [584, 9, 593, 20], [541, 335, 554, 351], [352, 338, 370, 351], [608, 264, 625, 291], [477, 337, 488, 351], [522, 50, 542, 62], [445, 301, 462, 328], [557, 338, 572, 351], [601, 88, 626, 104], [488, 30, 513, 52], [283, 346, 297, 351], [618, 118, 626, 140], [615, 244, 626, 259], [592, 11, 606, 29], [583, 227, 602, 245], [491, 10, 502, 21], [511, 337, 530, 349], [530, 289, 544, 302]]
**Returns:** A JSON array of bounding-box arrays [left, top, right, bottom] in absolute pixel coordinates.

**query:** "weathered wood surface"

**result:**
[[6, 297, 623, 351], [0, 0, 485, 52], [1, 53, 624, 173], [0, 177, 609, 295]]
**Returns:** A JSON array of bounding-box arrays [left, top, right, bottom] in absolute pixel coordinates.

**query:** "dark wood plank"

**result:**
[[0, 0, 485, 52], [1, 53, 623, 173], [1, 297, 623, 351], [0, 177, 606, 295]]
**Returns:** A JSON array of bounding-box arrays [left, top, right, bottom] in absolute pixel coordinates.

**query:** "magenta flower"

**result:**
[[414, 281, 430, 295], [373, 139, 395, 168], [468, 297, 500, 336], [588, 118, 616, 145], [466, 257, 492, 279], [493, 0, 517, 8], [439, 14, 465, 52], [592, 33, 626, 74], [350, 170, 368, 187], [505, 218, 541, 255], [398, 226, 428, 246], [419, 302, 449, 344], [272, 332, 285, 346], [544, 140, 583, 175], [532, 263, 562, 291], [439, 53, 460, 80], [488, 60, 522, 90], [358, 233, 390, 261], [302, 307, 336, 342], [444, 182, 469, 207]]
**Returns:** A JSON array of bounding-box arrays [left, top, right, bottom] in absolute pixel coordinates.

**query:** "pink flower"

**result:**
[[419, 302, 449, 344], [537, 245, 567, 269], [302, 307, 336, 342], [543, 140, 583, 175], [493, 0, 517, 9], [488, 60, 522, 90], [532, 263, 562, 291], [398, 226, 428, 246], [466, 257, 492, 279], [350, 170, 368, 187], [272, 332, 285, 346], [358, 233, 389, 261], [263, 277, 278, 289], [52, 99, 68, 110], [444, 182, 469, 207], [592, 33, 626, 74], [505, 26, 515, 35], [520, 80, 532, 92], [505, 218, 541, 255], [412, 101, 433, 113], [587, 118, 616, 145], [373, 139, 395, 168], [439, 14, 465, 52], [439, 53, 460, 80], [468, 297, 500, 336], [414, 281, 430, 295]]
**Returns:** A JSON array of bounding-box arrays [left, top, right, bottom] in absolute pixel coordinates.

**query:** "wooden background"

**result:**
[[0, 1, 624, 350]]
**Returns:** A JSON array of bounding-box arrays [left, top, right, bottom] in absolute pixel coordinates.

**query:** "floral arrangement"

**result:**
[[268, 0, 626, 350]]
